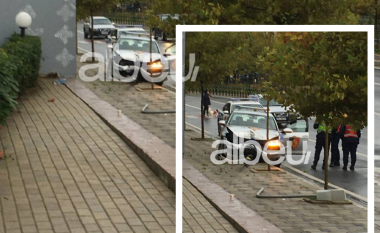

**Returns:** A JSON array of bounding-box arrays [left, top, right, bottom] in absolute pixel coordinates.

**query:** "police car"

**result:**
[[217, 97, 263, 135], [216, 107, 293, 164], [270, 108, 309, 155]]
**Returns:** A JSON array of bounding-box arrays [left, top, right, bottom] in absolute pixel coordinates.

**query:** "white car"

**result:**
[[83, 16, 115, 39], [217, 98, 263, 135], [111, 34, 169, 84], [217, 109, 293, 164], [108, 26, 151, 42]]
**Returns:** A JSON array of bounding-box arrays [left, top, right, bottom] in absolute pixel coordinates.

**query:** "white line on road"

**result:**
[[187, 95, 225, 105], [375, 155, 380, 160], [375, 82, 380, 85], [185, 122, 215, 137], [185, 104, 200, 110], [77, 30, 84, 34], [375, 112, 380, 116]]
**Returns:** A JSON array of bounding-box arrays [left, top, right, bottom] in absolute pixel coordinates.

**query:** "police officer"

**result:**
[[329, 127, 341, 167], [339, 124, 361, 170], [311, 121, 332, 170]]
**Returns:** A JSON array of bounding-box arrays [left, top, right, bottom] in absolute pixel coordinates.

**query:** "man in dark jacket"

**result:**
[[329, 127, 341, 167], [203, 90, 211, 117], [338, 124, 361, 170], [311, 121, 332, 170]]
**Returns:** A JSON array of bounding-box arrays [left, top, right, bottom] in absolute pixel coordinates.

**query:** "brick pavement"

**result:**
[[182, 179, 239, 233], [184, 129, 367, 233], [375, 169, 380, 232], [0, 79, 175, 233], [76, 56, 239, 232]]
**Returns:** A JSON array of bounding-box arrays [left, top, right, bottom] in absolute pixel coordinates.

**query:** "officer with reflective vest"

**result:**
[[338, 124, 361, 170], [311, 121, 332, 170]]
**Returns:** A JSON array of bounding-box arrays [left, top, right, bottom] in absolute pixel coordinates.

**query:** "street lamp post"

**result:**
[[15, 12, 32, 37]]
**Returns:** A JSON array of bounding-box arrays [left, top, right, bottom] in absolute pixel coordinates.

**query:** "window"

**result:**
[[284, 119, 308, 132], [228, 113, 277, 130], [93, 18, 112, 25], [223, 104, 230, 112], [117, 39, 159, 53]]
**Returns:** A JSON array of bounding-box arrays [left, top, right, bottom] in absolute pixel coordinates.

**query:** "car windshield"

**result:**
[[259, 99, 281, 107], [93, 18, 112, 25], [117, 38, 159, 53], [228, 113, 277, 130]]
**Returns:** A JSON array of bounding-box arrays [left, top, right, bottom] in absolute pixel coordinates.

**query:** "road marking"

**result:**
[[375, 155, 380, 160], [308, 138, 367, 157], [187, 95, 225, 105], [375, 83, 380, 85], [77, 30, 84, 34], [185, 122, 216, 138], [375, 112, 380, 116], [185, 104, 200, 110]]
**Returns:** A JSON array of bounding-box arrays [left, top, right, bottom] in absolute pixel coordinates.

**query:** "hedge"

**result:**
[[0, 34, 41, 124]]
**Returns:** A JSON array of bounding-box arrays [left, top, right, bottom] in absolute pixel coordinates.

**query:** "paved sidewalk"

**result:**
[[182, 179, 239, 233], [184, 129, 367, 233], [375, 169, 380, 232], [0, 79, 175, 233]]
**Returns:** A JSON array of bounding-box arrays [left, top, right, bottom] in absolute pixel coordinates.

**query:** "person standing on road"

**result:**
[[203, 90, 211, 117], [339, 124, 361, 171], [311, 121, 332, 170], [329, 126, 341, 167]]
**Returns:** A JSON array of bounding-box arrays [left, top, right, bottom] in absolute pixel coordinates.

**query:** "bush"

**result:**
[[0, 34, 41, 124]]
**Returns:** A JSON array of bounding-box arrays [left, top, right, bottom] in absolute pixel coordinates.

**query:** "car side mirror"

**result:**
[[282, 128, 293, 134], [218, 120, 226, 126], [223, 110, 229, 114]]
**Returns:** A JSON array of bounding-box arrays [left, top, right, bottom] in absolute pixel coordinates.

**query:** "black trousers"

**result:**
[[313, 133, 331, 166], [330, 133, 340, 165], [203, 105, 209, 116], [342, 137, 359, 167]]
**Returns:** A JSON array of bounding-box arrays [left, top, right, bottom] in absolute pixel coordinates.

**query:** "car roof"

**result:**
[[230, 101, 262, 105], [119, 35, 153, 41], [93, 16, 110, 20], [231, 109, 274, 117]]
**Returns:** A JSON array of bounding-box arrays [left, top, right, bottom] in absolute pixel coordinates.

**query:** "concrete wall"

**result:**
[[0, 0, 76, 77]]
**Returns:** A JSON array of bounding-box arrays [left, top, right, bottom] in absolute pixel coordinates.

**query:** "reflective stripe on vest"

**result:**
[[344, 125, 358, 138], [317, 124, 332, 134]]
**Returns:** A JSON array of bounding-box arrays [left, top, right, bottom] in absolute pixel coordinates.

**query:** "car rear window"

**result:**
[[229, 113, 277, 130], [118, 39, 159, 53]]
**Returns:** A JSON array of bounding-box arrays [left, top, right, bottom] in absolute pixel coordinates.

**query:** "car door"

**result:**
[[281, 118, 309, 155]]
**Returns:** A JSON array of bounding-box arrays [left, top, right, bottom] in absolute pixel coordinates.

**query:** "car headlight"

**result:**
[[149, 61, 163, 69], [267, 139, 282, 150]]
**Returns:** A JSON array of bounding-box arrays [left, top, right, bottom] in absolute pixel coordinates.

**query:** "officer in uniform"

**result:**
[[311, 121, 332, 170], [339, 124, 361, 170], [329, 127, 341, 167]]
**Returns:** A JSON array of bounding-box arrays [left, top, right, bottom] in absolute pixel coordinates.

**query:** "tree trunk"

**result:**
[[267, 99, 270, 171], [324, 126, 329, 190], [90, 9, 95, 62], [201, 81, 204, 139], [150, 27, 153, 89]]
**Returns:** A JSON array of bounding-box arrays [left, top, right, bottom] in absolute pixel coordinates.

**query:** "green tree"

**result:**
[[259, 32, 367, 188]]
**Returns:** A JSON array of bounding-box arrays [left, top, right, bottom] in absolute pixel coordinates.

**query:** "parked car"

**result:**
[[217, 98, 263, 135], [83, 16, 115, 39], [163, 43, 176, 79], [153, 14, 179, 41], [216, 109, 293, 164], [111, 34, 169, 84], [108, 26, 150, 42]]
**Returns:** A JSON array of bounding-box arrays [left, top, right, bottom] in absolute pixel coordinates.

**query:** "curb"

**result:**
[[282, 164, 367, 206], [183, 159, 283, 233], [65, 78, 176, 192]]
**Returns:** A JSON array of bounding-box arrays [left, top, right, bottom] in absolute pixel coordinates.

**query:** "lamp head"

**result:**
[[16, 12, 32, 28]]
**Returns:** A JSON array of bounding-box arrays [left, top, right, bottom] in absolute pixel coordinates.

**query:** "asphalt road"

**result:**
[[375, 68, 380, 167], [185, 94, 368, 198], [76, 22, 175, 86]]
